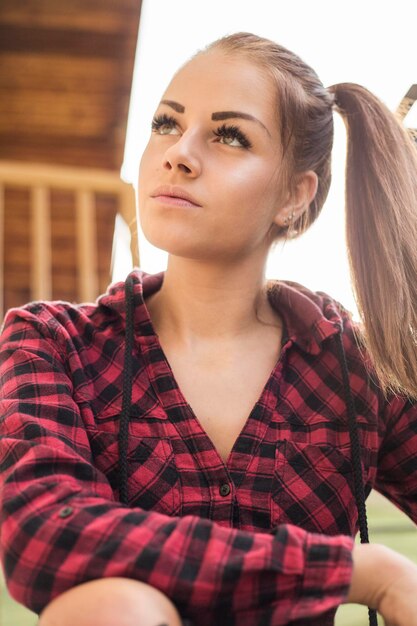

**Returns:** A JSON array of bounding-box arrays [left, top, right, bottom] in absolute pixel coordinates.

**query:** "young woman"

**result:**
[[1, 32, 416, 626]]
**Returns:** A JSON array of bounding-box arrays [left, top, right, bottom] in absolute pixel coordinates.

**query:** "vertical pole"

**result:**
[[76, 189, 98, 301], [31, 186, 52, 301]]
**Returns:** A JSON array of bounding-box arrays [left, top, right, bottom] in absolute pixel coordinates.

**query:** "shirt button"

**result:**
[[58, 506, 74, 519], [219, 483, 231, 497]]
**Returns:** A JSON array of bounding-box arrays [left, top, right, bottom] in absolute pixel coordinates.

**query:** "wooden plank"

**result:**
[[76, 190, 98, 301], [0, 247, 31, 268], [31, 186, 52, 300], [0, 1, 141, 172], [51, 226, 78, 239], [0, 53, 132, 91], [3, 187, 31, 311], [0, 135, 122, 170], [0, 0, 141, 34], [4, 288, 31, 312], [0, 161, 127, 192], [52, 269, 78, 303], [0, 23, 130, 59], [3, 269, 31, 283], [0, 90, 122, 137]]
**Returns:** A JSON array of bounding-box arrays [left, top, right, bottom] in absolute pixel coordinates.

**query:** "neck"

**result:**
[[144, 254, 281, 348]]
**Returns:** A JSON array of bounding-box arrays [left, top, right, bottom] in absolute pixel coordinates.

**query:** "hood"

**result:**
[[98, 268, 351, 355]]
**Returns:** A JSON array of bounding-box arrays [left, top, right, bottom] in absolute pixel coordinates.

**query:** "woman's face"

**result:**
[[138, 50, 286, 262]]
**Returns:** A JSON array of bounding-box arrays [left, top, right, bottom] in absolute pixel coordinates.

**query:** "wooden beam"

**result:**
[[0, 24, 128, 59], [0, 53, 131, 91], [76, 189, 98, 301], [0, 136, 122, 170], [0, 89, 123, 137], [0, 161, 126, 192], [31, 186, 52, 300], [0, 0, 141, 34]]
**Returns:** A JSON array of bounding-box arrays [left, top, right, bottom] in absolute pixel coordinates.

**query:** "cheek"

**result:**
[[138, 145, 152, 187], [223, 165, 276, 223], [137, 146, 161, 213], [138, 138, 165, 181]]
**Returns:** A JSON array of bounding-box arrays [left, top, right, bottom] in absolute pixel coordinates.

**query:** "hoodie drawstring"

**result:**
[[118, 274, 135, 506], [335, 327, 378, 626], [119, 276, 377, 626]]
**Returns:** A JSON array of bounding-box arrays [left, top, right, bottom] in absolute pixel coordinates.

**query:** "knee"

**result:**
[[38, 577, 183, 626]]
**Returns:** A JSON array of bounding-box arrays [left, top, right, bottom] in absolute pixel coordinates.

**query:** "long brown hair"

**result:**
[[196, 32, 417, 400]]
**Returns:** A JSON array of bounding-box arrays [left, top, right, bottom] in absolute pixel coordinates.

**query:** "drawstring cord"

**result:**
[[335, 329, 378, 626], [118, 275, 377, 625], [118, 274, 135, 506]]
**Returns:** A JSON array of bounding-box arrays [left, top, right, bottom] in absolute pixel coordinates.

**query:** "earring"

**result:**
[[283, 210, 295, 226]]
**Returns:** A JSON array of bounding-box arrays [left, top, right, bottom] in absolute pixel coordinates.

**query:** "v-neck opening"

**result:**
[[154, 334, 285, 468], [142, 312, 288, 472], [139, 281, 289, 472]]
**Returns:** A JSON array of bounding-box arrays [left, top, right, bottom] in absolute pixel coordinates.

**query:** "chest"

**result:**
[[160, 335, 282, 464]]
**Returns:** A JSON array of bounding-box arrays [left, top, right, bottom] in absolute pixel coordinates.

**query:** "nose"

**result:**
[[162, 132, 202, 177]]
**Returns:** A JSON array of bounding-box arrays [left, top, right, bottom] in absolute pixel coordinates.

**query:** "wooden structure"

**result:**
[[0, 161, 137, 315], [395, 84, 417, 145], [0, 1, 142, 318]]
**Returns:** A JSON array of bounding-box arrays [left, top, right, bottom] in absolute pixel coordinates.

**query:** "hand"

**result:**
[[345, 543, 417, 626], [377, 567, 417, 626]]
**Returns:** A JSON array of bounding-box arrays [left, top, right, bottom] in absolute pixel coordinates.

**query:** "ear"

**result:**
[[273, 170, 318, 228]]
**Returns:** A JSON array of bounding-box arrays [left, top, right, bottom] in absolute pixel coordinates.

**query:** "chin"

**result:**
[[140, 226, 196, 257], [139, 213, 230, 261]]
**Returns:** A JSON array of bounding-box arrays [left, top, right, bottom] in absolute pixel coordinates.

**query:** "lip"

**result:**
[[152, 195, 200, 208], [150, 185, 202, 207]]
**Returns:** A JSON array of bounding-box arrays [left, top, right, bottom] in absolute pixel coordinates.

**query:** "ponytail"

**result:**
[[330, 83, 417, 399], [200, 32, 417, 399]]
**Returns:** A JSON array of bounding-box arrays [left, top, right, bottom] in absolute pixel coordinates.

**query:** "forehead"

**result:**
[[164, 51, 276, 125]]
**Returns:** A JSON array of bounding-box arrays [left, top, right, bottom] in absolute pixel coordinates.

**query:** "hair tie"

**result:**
[[327, 86, 339, 109]]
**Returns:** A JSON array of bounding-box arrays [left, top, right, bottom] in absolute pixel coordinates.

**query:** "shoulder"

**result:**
[[280, 278, 356, 318], [270, 278, 365, 348], [0, 279, 126, 348]]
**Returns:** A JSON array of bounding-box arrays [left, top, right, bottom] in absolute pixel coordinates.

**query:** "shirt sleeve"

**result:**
[[374, 393, 417, 523], [0, 307, 354, 624]]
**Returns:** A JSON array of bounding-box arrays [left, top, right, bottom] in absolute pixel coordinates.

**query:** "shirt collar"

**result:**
[[98, 269, 344, 354], [267, 279, 344, 354]]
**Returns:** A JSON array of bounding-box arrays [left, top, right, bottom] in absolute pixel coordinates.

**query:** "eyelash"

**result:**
[[151, 113, 253, 149]]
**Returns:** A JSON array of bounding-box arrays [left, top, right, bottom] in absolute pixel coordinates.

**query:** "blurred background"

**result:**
[[0, 1, 416, 625], [0, 0, 140, 317]]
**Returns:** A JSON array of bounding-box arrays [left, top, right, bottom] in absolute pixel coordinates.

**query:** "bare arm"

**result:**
[[345, 543, 417, 625]]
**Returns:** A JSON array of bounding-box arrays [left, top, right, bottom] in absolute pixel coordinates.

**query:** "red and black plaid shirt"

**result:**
[[0, 269, 416, 625]]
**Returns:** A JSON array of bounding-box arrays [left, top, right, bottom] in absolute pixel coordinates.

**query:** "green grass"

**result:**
[[1, 491, 416, 626], [1, 582, 37, 626]]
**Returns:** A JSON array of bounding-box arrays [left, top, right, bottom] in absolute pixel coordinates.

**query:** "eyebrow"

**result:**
[[159, 99, 271, 137]]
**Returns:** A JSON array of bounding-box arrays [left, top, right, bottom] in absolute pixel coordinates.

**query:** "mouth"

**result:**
[[150, 185, 202, 207], [151, 195, 200, 208]]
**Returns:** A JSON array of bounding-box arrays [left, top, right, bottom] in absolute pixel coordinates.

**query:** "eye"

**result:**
[[213, 123, 252, 149], [151, 113, 179, 135], [151, 114, 253, 150]]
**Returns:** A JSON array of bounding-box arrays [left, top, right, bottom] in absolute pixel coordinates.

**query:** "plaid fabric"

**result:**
[[0, 269, 416, 625]]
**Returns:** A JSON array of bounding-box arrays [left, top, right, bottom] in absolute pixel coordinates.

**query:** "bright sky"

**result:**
[[120, 0, 416, 321]]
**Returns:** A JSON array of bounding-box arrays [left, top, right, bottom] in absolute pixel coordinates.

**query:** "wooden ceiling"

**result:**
[[0, 0, 142, 169], [0, 2, 142, 314]]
